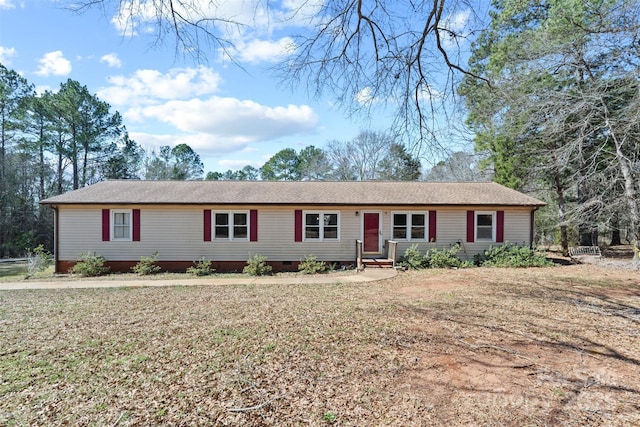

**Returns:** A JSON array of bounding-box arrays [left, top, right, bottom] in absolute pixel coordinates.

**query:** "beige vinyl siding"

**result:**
[[384, 208, 535, 260], [58, 207, 104, 260], [235, 206, 361, 261], [458, 209, 533, 259], [57, 205, 363, 262], [392, 209, 460, 258], [56, 205, 535, 263], [503, 210, 532, 245], [293, 207, 361, 261], [58, 206, 207, 261]]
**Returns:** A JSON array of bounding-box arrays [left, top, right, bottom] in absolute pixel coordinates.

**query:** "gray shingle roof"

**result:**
[[40, 180, 545, 207]]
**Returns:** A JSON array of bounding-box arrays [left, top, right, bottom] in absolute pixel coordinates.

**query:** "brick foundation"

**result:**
[[56, 260, 353, 274]]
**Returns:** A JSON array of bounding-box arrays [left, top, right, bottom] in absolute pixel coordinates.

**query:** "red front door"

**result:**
[[363, 213, 380, 253]]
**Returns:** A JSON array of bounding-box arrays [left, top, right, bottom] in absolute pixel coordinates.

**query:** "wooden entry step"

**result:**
[[362, 258, 394, 268]]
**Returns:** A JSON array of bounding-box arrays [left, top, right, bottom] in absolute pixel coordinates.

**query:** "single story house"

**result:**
[[40, 180, 545, 273]]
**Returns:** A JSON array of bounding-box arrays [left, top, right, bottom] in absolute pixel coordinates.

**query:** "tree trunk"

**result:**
[[38, 120, 46, 200], [0, 113, 6, 258], [553, 165, 569, 255], [82, 145, 88, 187], [579, 224, 597, 246], [71, 131, 79, 190], [611, 229, 621, 246], [604, 108, 639, 260], [610, 213, 621, 246], [1, 115, 5, 184], [577, 181, 598, 246], [57, 135, 64, 195]]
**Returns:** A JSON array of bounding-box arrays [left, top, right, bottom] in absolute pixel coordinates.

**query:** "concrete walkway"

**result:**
[[0, 268, 398, 290]]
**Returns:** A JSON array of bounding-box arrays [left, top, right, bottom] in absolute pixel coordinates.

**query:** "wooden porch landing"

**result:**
[[361, 258, 395, 268], [356, 240, 398, 270]]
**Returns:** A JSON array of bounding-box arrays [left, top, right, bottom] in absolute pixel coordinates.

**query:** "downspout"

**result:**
[[53, 206, 59, 273]]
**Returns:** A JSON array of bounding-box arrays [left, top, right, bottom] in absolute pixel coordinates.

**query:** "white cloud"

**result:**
[[130, 131, 252, 156], [35, 51, 72, 76], [125, 96, 318, 156], [110, 0, 314, 64], [0, 0, 15, 9], [98, 66, 222, 106], [354, 86, 383, 106], [440, 9, 472, 49], [235, 37, 295, 64], [111, 0, 170, 37], [449, 9, 472, 32], [416, 84, 442, 103], [112, 1, 262, 37], [355, 82, 439, 106], [35, 85, 53, 95], [218, 159, 264, 169], [100, 53, 122, 68], [0, 46, 16, 65], [135, 96, 318, 142]]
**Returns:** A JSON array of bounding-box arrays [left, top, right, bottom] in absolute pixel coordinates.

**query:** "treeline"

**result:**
[[207, 131, 422, 181], [0, 64, 425, 257], [0, 64, 215, 257], [460, 0, 640, 253]]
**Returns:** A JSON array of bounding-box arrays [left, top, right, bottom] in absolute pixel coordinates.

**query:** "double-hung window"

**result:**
[[304, 212, 339, 241], [475, 211, 495, 241], [111, 210, 132, 241], [214, 212, 248, 240], [392, 212, 427, 241]]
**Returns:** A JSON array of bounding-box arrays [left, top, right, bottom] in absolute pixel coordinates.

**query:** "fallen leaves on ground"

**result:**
[[1, 265, 638, 426]]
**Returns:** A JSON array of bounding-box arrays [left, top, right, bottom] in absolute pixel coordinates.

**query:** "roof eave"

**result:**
[[40, 201, 547, 207]]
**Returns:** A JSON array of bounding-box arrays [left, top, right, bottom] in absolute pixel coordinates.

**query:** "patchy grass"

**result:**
[[0, 261, 28, 280], [0, 265, 638, 425], [0, 266, 357, 283], [0, 261, 56, 281]]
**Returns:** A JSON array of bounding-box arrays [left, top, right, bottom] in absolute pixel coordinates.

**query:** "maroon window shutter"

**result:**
[[203, 209, 211, 242], [132, 209, 141, 241], [466, 210, 475, 243], [102, 209, 110, 241], [294, 210, 303, 242], [496, 210, 505, 243], [250, 209, 258, 242], [428, 210, 437, 242]]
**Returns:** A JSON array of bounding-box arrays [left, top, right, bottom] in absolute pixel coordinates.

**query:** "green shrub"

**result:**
[[323, 411, 337, 424], [26, 244, 52, 277], [243, 253, 272, 276], [475, 243, 553, 267], [298, 254, 327, 274], [398, 244, 426, 269], [425, 244, 464, 268], [399, 244, 468, 269], [131, 252, 162, 275], [187, 258, 215, 276], [70, 252, 110, 277]]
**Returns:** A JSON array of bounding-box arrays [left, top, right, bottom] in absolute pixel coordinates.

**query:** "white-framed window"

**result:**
[[304, 211, 340, 241], [214, 211, 249, 240], [111, 209, 132, 241], [475, 211, 496, 241], [392, 212, 427, 241]]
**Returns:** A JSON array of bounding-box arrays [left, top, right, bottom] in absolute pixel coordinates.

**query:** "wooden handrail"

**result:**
[[356, 239, 363, 271], [387, 240, 398, 268]]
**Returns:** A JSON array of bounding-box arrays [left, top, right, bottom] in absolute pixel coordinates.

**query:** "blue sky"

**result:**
[[0, 0, 476, 174]]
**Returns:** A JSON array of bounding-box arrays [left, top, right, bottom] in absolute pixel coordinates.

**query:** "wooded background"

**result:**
[[1, 0, 638, 257]]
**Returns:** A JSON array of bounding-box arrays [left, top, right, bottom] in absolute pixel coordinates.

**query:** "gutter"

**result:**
[[52, 206, 59, 273]]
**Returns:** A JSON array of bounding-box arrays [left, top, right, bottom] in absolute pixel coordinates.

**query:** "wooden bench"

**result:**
[[569, 246, 602, 257]]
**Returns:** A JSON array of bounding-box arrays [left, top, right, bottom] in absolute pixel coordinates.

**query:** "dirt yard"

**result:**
[[1, 264, 638, 426]]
